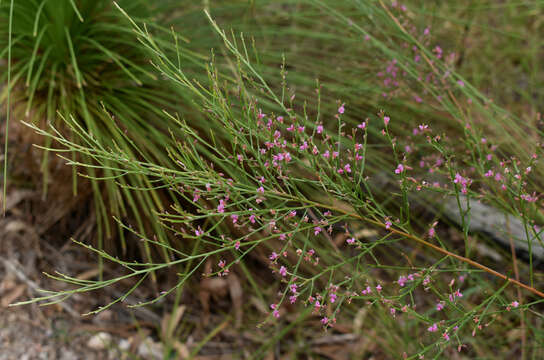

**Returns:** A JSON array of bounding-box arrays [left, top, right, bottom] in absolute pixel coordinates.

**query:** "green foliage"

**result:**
[[0, 0, 209, 260]]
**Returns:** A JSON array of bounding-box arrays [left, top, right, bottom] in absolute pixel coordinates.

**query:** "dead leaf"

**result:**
[[1, 284, 26, 307], [161, 305, 186, 341]]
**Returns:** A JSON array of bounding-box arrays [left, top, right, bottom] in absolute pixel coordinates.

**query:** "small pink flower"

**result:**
[[511, 301, 520, 308], [344, 164, 352, 173], [231, 214, 238, 224], [346, 237, 356, 244], [269, 252, 279, 261], [385, 220, 392, 230], [357, 122, 367, 130], [395, 164, 404, 174], [436, 302, 444, 311], [193, 191, 200, 202], [314, 226, 322, 235], [195, 227, 203, 237], [279, 266, 287, 277], [249, 214, 256, 223], [398, 276, 407, 287], [330, 293, 337, 303], [218, 259, 226, 268], [338, 104, 345, 114], [289, 295, 297, 304], [383, 116, 390, 126], [428, 323, 438, 332], [321, 317, 329, 325], [376, 284, 382, 292], [317, 125, 324, 134], [257, 186, 265, 194]]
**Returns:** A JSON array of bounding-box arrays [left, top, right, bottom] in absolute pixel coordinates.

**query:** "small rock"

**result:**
[[87, 332, 113, 350], [138, 338, 164, 360], [118, 338, 131, 351]]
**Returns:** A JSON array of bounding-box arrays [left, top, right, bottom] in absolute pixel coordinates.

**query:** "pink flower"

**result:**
[[344, 164, 352, 173], [217, 199, 226, 213], [385, 220, 392, 230], [511, 301, 520, 308], [428, 323, 438, 332], [314, 226, 322, 235], [279, 266, 287, 277], [357, 122, 366, 130], [321, 317, 329, 325], [195, 227, 203, 237], [317, 125, 323, 134], [436, 302, 444, 311], [346, 237, 356, 244], [231, 214, 239, 224], [376, 284, 382, 292], [289, 295, 297, 304], [249, 214, 256, 223], [193, 191, 200, 202], [269, 252, 279, 261], [257, 186, 265, 194], [383, 116, 390, 126], [218, 259, 226, 268], [397, 275, 407, 287], [395, 164, 404, 174], [290, 284, 297, 293], [330, 293, 337, 303], [338, 104, 345, 114], [270, 304, 280, 318]]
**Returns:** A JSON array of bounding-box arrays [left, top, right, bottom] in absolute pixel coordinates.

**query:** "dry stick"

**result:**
[[275, 190, 544, 298]]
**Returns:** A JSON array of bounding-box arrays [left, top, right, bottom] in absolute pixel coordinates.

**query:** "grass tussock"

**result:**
[[2, 0, 544, 358]]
